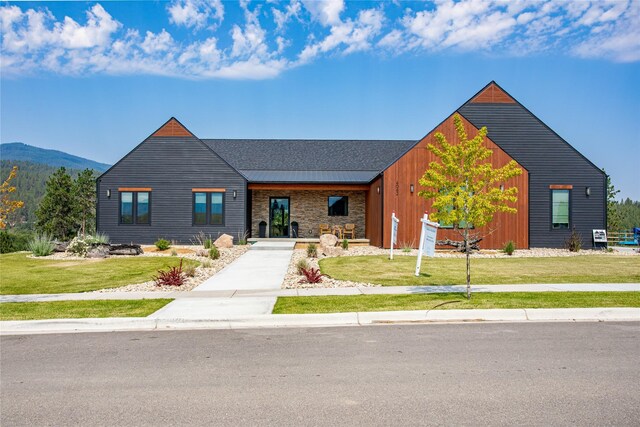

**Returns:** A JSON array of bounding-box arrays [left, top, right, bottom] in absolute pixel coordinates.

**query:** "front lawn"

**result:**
[[0, 299, 172, 321], [273, 292, 640, 314], [0, 253, 198, 295], [319, 255, 640, 286]]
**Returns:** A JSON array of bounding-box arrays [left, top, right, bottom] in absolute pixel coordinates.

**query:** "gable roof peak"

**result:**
[[151, 117, 195, 138], [469, 81, 516, 104]]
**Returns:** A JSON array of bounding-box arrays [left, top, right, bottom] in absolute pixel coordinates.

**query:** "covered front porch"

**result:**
[[248, 183, 380, 243]]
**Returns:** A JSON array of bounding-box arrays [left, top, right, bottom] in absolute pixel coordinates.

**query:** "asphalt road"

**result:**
[[2, 322, 639, 426]]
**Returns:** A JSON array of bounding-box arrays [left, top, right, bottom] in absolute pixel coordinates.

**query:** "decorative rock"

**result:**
[[52, 241, 68, 252], [214, 234, 234, 248], [196, 248, 209, 257], [87, 244, 110, 258], [319, 233, 338, 248], [109, 244, 143, 256], [322, 246, 344, 257]]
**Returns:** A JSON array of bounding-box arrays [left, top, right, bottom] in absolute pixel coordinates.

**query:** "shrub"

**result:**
[[67, 236, 91, 256], [89, 233, 110, 244], [307, 242, 317, 258], [202, 260, 212, 268], [170, 249, 178, 256], [299, 267, 323, 284], [400, 240, 414, 253], [296, 258, 310, 274], [503, 240, 515, 256], [183, 263, 197, 277], [209, 246, 220, 260], [155, 238, 171, 251], [341, 239, 349, 250], [0, 230, 32, 254], [153, 260, 185, 287], [28, 233, 55, 257], [204, 239, 212, 249], [565, 227, 582, 252], [237, 229, 249, 245]]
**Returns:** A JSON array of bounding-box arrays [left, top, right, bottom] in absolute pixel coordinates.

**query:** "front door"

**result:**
[[269, 197, 290, 237]]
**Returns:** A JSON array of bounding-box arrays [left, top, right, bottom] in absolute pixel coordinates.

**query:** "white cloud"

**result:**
[[273, 0, 301, 32], [302, 0, 344, 26], [167, 0, 224, 30]]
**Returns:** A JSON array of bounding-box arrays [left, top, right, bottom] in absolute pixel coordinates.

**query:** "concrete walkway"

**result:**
[[146, 240, 295, 319], [3, 283, 639, 303]]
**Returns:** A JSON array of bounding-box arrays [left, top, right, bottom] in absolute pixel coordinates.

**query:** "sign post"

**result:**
[[415, 212, 439, 277], [390, 212, 399, 260]]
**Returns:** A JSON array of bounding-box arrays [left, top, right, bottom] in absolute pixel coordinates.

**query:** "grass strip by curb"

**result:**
[[272, 292, 640, 314], [319, 255, 640, 286], [0, 299, 173, 321]]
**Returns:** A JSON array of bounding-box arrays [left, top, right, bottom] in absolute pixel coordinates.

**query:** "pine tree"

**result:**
[[74, 169, 96, 237], [35, 167, 77, 240], [418, 114, 523, 299]]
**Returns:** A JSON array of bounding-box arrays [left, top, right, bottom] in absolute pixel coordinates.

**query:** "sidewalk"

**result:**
[[2, 307, 639, 335], [3, 283, 639, 303]]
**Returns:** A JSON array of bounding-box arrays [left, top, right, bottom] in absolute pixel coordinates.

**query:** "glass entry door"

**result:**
[[269, 197, 290, 237]]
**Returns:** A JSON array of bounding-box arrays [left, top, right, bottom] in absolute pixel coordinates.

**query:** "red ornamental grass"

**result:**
[[300, 267, 323, 284], [153, 259, 185, 287]]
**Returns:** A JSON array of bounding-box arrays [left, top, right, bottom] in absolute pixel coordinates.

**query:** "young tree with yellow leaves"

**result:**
[[0, 166, 25, 229], [418, 114, 523, 298]]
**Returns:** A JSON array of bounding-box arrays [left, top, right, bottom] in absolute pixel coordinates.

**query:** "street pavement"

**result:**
[[1, 322, 639, 426]]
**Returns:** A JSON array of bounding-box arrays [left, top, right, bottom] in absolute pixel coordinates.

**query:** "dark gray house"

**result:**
[[97, 81, 606, 249]]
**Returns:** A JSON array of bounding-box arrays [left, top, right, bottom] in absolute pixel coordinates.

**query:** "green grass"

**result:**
[[319, 255, 640, 286], [0, 253, 198, 295], [0, 299, 172, 321], [273, 292, 640, 314]]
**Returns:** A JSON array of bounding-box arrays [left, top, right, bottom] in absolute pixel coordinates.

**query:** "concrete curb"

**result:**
[[1, 307, 638, 335]]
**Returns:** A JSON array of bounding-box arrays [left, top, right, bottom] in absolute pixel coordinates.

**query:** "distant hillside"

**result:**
[[1, 142, 110, 172], [0, 160, 98, 229]]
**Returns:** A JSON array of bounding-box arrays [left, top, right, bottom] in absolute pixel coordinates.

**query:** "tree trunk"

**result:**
[[465, 227, 471, 299]]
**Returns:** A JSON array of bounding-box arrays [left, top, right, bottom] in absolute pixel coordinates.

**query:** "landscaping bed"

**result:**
[[273, 292, 640, 314], [283, 245, 639, 288], [0, 299, 172, 321]]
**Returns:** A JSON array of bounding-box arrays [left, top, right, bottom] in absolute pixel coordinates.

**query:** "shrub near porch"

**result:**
[[318, 255, 640, 286]]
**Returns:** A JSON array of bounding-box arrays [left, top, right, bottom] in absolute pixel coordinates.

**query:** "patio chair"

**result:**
[[319, 223, 331, 235], [343, 223, 356, 239]]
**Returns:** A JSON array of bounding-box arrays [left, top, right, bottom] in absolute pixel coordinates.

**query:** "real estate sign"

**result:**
[[390, 212, 400, 260], [415, 213, 439, 277]]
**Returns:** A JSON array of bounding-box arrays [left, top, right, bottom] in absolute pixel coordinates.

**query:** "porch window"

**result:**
[[328, 196, 348, 216]]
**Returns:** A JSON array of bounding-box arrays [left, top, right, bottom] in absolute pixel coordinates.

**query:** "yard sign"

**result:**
[[415, 212, 439, 277], [390, 212, 399, 260]]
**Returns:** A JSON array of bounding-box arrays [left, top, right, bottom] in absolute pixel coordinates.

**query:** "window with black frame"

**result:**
[[328, 196, 348, 216], [120, 191, 151, 225], [193, 191, 225, 225]]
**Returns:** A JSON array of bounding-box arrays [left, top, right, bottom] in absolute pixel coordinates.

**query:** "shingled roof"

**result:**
[[201, 139, 415, 183]]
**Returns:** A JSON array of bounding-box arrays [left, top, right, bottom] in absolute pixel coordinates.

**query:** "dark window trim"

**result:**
[[192, 191, 226, 226], [119, 190, 152, 226], [269, 196, 290, 238], [550, 188, 571, 231], [328, 195, 349, 217]]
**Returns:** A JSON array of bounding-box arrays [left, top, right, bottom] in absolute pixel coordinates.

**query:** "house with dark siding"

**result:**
[[97, 81, 606, 249]]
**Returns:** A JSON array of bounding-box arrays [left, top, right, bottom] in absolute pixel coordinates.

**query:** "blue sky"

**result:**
[[1, 0, 639, 199]]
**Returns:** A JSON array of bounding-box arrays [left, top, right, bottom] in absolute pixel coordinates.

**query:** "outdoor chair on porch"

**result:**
[[343, 223, 356, 239], [319, 223, 331, 235]]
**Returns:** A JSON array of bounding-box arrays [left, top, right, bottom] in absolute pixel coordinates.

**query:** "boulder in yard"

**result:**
[[322, 246, 344, 257], [214, 234, 234, 248], [87, 244, 110, 258], [109, 244, 143, 255], [52, 241, 68, 253], [319, 233, 338, 249]]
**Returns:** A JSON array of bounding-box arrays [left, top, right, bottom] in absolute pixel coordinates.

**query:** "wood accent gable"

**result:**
[[192, 188, 226, 192], [152, 118, 194, 137], [248, 183, 370, 191], [118, 187, 152, 192], [549, 185, 573, 189], [382, 113, 529, 250], [470, 82, 516, 104]]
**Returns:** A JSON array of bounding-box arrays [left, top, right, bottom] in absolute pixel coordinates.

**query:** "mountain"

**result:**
[[1, 142, 110, 172]]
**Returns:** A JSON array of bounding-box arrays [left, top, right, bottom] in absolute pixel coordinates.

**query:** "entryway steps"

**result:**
[[250, 241, 296, 251]]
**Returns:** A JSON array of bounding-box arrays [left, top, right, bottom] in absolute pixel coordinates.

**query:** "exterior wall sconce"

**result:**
[[233, 190, 237, 199], [377, 186, 380, 194], [410, 184, 415, 193], [106, 189, 111, 198], [586, 187, 591, 196]]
